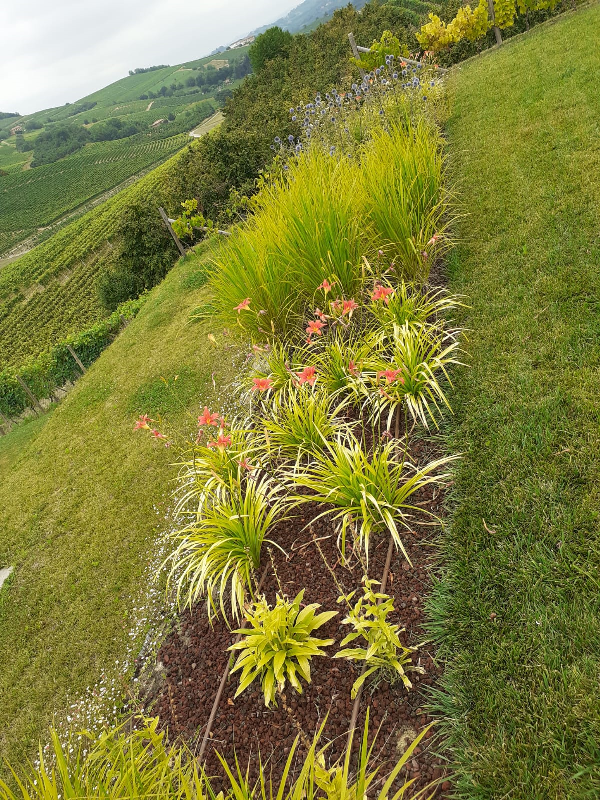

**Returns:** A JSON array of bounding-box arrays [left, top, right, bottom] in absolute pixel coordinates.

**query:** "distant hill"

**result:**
[[250, 0, 370, 35]]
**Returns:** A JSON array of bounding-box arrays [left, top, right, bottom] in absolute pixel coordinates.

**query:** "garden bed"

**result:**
[[142, 437, 452, 797]]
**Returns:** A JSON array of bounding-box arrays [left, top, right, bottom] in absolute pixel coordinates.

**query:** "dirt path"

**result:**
[[189, 111, 224, 138], [146, 101, 154, 111]]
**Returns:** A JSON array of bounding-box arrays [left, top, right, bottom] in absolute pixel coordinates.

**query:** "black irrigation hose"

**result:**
[[197, 562, 270, 764], [346, 534, 395, 751]]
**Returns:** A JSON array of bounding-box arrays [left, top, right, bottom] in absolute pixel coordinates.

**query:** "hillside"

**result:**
[[0, 1, 420, 383], [0, 47, 251, 257], [437, 4, 600, 796]]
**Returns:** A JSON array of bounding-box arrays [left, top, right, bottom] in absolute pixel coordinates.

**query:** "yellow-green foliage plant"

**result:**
[[334, 578, 422, 698], [293, 436, 452, 563], [350, 30, 409, 72], [359, 119, 448, 282], [165, 474, 286, 620], [0, 714, 435, 800], [209, 145, 374, 340], [230, 590, 337, 706], [0, 718, 206, 800]]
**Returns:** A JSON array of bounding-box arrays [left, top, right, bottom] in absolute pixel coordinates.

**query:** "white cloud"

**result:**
[[0, 0, 298, 114]]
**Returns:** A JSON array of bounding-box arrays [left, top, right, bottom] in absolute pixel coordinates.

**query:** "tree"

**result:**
[[248, 26, 293, 73]]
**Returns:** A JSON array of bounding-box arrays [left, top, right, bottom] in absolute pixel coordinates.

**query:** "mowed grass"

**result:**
[[433, 5, 600, 798], [0, 244, 243, 772]]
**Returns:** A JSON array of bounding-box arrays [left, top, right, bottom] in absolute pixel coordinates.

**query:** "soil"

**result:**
[[140, 436, 452, 797]]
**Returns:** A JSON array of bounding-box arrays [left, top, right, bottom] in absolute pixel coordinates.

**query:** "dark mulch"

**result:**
[[141, 437, 451, 797]]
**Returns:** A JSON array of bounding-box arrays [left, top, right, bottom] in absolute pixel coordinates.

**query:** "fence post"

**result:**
[[16, 375, 43, 415], [66, 344, 87, 374], [0, 409, 11, 435], [487, 0, 503, 44], [348, 33, 366, 78], [159, 207, 187, 257]]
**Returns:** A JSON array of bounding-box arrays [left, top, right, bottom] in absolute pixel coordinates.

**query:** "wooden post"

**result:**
[[16, 375, 43, 414], [158, 207, 187, 257], [66, 344, 87, 374], [487, 0, 503, 45], [348, 33, 366, 78], [0, 408, 11, 434]]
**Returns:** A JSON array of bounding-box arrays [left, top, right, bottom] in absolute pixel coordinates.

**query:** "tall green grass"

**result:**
[[361, 120, 448, 279], [209, 114, 447, 340], [210, 147, 371, 338]]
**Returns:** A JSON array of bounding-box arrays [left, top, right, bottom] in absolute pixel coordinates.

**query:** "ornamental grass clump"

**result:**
[[335, 578, 422, 698], [294, 436, 452, 563], [230, 589, 337, 707], [210, 145, 373, 340], [360, 119, 449, 282], [255, 387, 350, 467], [0, 717, 206, 800], [166, 474, 286, 621]]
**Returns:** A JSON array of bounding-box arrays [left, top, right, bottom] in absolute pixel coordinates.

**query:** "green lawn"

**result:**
[[434, 4, 600, 798], [0, 243, 243, 773]]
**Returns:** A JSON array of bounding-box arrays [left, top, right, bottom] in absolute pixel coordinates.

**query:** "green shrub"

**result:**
[[230, 589, 337, 706]]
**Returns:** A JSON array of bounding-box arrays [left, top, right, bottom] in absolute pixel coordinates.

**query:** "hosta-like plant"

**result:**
[[294, 436, 452, 563], [230, 589, 337, 706], [335, 578, 422, 698], [166, 475, 285, 620]]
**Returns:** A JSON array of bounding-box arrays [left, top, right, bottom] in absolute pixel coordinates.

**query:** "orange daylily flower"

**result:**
[[151, 429, 167, 440], [377, 369, 405, 385], [252, 377, 273, 392], [234, 298, 251, 313], [134, 414, 153, 430], [297, 366, 317, 386], [306, 319, 326, 336], [372, 285, 395, 304], [318, 279, 332, 294], [198, 407, 220, 426], [208, 433, 232, 452]]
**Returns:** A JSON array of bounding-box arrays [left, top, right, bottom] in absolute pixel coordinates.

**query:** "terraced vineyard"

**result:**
[[0, 140, 200, 371]]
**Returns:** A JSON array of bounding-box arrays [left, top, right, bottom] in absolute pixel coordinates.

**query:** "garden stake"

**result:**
[[346, 534, 394, 753], [197, 561, 270, 765]]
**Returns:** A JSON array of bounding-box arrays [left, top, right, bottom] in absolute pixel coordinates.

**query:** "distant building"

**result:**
[[10, 125, 23, 135], [150, 119, 167, 128], [228, 35, 255, 49]]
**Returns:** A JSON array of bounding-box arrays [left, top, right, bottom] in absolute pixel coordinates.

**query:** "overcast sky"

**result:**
[[0, 0, 299, 115]]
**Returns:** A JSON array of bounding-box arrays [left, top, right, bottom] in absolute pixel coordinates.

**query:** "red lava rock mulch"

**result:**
[[141, 439, 451, 797]]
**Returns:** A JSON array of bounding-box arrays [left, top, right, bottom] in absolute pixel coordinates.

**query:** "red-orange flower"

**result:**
[[377, 369, 405, 385], [252, 377, 273, 392], [297, 366, 317, 386], [342, 299, 358, 316], [318, 279, 332, 294], [198, 407, 220, 426], [134, 414, 152, 430], [372, 285, 394, 304], [348, 360, 359, 376], [208, 433, 232, 452], [306, 319, 326, 336], [239, 458, 255, 472], [151, 429, 167, 440], [427, 233, 441, 246], [234, 298, 251, 313]]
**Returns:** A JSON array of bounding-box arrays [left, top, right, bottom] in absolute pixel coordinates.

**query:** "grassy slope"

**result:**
[[0, 243, 243, 771], [436, 5, 600, 798]]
